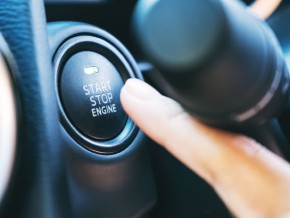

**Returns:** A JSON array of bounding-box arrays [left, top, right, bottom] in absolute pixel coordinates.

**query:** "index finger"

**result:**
[[120, 79, 290, 218]]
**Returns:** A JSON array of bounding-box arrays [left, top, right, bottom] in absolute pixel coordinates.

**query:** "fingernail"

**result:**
[[122, 78, 160, 100]]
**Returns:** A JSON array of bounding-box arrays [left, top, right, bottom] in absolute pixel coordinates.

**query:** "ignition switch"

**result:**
[[60, 51, 127, 140], [53, 34, 140, 154]]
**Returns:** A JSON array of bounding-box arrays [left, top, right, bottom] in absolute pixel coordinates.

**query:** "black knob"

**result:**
[[133, 0, 290, 127]]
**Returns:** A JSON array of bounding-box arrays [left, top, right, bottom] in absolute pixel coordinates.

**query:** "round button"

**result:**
[[60, 51, 127, 140]]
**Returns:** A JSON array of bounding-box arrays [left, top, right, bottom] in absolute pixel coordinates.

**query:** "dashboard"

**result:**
[[0, 0, 289, 217], [44, 0, 290, 217]]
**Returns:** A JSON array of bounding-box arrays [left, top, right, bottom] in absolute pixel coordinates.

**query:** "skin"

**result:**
[[120, 79, 290, 218], [249, 0, 282, 20]]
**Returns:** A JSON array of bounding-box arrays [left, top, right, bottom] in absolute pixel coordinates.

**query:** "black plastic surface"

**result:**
[[53, 33, 139, 153], [60, 51, 127, 140], [63, 128, 156, 218], [49, 21, 157, 218], [134, 0, 290, 127]]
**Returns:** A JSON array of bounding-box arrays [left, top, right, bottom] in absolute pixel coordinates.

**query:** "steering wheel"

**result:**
[[0, 1, 156, 217]]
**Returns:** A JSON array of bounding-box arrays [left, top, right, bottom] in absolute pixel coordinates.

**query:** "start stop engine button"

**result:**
[[60, 51, 127, 140]]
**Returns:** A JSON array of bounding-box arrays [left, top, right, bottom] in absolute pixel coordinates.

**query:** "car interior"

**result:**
[[0, 0, 290, 217]]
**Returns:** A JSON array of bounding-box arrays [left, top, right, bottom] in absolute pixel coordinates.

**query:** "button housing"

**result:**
[[54, 36, 139, 154], [60, 51, 127, 140]]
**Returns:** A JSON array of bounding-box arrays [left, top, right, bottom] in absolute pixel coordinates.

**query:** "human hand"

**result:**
[[120, 78, 290, 218]]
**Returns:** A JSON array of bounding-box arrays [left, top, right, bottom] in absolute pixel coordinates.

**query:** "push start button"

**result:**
[[60, 51, 127, 140]]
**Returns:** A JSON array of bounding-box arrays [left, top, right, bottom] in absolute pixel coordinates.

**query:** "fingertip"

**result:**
[[122, 78, 161, 99], [120, 78, 162, 115]]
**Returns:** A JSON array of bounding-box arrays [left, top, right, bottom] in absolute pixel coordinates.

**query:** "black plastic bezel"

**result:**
[[53, 35, 139, 154]]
